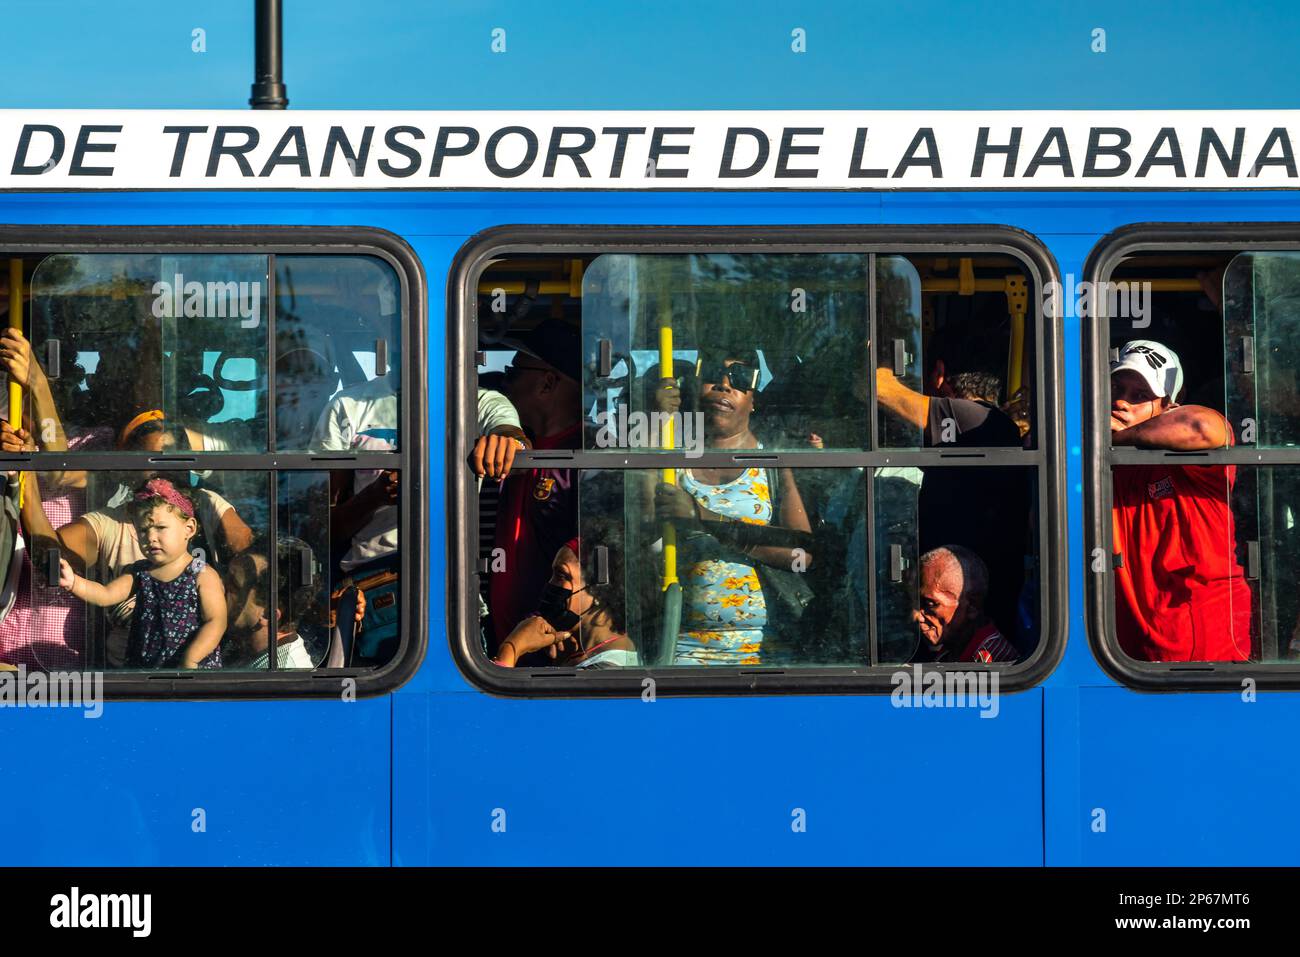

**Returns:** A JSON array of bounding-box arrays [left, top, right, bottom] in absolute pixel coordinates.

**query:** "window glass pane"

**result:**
[[582, 254, 871, 453], [20, 467, 399, 673], [1247, 466, 1300, 662], [5, 473, 87, 671], [1112, 462, 1253, 663], [1224, 251, 1300, 448], [29, 254, 269, 453], [319, 466, 401, 668], [277, 255, 401, 452], [877, 255, 1035, 450], [875, 255, 924, 448], [270, 472, 334, 669], [874, 465, 920, 664], [24, 469, 267, 671], [881, 466, 1037, 666], [483, 466, 864, 667]]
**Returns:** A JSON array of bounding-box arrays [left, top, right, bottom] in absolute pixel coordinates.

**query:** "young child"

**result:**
[[59, 477, 228, 669]]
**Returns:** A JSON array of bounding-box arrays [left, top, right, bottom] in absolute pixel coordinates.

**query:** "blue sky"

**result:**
[[4, 0, 1297, 110]]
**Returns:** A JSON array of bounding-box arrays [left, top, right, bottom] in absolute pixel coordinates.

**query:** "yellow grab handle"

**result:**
[[8, 259, 20, 431], [658, 322, 678, 588]]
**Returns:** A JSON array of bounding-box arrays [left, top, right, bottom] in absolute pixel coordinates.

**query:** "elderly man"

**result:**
[[911, 545, 1018, 664], [1109, 339, 1251, 662], [875, 330, 1029, 642]]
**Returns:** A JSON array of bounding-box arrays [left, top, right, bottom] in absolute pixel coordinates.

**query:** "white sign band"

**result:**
[[1, 110, 1297, 190]]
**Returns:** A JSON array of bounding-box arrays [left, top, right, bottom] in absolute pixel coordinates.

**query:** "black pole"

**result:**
[[250, 0, 288, 109]]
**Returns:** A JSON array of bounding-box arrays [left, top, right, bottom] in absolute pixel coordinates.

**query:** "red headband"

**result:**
[[135, 478, 195, 519]]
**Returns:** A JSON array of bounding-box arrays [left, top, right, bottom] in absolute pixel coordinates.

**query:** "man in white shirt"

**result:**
[[311, 376, 400, 665]]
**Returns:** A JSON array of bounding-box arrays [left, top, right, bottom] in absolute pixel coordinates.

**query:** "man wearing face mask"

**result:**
[[492, 533, 636, 668]]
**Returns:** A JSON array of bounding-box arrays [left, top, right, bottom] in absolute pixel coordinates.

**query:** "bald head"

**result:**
[[913, 546, 989, 650], [919, 546, 988, 608]]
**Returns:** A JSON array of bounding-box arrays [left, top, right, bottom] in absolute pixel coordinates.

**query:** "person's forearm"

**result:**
[[875, 369, 930, 430], [20, 474, 64, 563], [493, 639, 520, 667], [1113, 407, 1227, 450], [25, 375, 84, 488], [26, 371, 67, 452], [180, 621, 224, 668], [67, 575, 116, 607]]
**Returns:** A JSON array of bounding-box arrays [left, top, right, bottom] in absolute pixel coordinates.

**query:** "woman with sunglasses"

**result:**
[[652, 348, 812, 666]]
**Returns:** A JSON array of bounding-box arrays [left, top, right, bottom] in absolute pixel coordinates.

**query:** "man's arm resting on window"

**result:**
[[1112, 405, 1229, 450]]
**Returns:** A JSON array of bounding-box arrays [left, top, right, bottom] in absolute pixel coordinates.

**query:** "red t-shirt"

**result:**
[[487, 424, 580, 653], [957, 622, 1019, 663], [1112, 456, 1252, 662]]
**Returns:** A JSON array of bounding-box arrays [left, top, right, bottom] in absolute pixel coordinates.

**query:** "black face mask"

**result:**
[[536, 581, 588, 632]]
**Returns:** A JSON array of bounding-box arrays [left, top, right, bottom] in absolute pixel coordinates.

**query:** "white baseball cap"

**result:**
[[1111, 339, 1184, 402]]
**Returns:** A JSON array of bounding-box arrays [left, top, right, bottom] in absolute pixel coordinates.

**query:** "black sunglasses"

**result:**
[[695, 359, 759, 393]]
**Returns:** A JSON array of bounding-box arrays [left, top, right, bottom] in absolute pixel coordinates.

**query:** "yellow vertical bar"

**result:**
[[658, 321, 678, 587], [8, 259, 23, 506], [8, 259, 20, 430], [1008, 310, 1025, 397], [1004, 275, 1028, 398]]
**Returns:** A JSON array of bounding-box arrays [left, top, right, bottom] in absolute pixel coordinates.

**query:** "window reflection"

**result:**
[[30, 254, 269, 453]]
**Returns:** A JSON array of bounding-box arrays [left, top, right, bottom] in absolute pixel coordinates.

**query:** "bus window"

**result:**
[[0, 236, 414, 693], [30, 254, 269, 453], [466, 235, 1056, 689], [1092, 236, 1300, 683], [274, 255, 402, 452]]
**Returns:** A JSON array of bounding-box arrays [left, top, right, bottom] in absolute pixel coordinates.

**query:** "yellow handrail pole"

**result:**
[[658, 321, 678, 589], [8, 258, 23, 507], [1005, 275, 1028, 399], [8, 259, 20, 431]]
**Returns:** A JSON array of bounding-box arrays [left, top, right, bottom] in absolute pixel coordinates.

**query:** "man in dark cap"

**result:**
[[487, 319, 584, 657]]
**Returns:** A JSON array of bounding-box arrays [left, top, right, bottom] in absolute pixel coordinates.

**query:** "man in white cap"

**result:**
[[1110, 339, 1251, 662]]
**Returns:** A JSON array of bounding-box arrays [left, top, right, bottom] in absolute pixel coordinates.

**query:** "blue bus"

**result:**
[[0, 110, 1297, 867]]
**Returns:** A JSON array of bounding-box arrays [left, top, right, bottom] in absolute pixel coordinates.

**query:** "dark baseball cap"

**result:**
[[507, 318, 583, 382]]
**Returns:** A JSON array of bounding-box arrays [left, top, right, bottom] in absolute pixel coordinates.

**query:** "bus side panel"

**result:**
[[399, 692, 1043, 866], [1076, 689, 1300, 865], [0, 699, 390, 865]]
